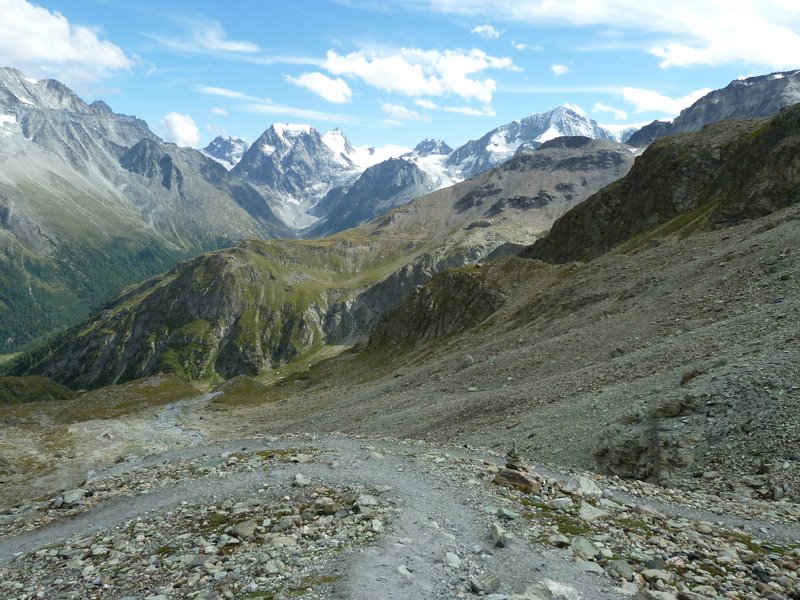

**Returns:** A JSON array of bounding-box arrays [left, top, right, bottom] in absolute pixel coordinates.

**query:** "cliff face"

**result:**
[[524, 105, 800, 264]]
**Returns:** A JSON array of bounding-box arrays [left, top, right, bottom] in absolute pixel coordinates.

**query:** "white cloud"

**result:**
[[622, 86, 711, 115], [286, 72, 353, 103], [323, 47, 517, 104], [211, 107, 228, 116], [381, 102, 430, 122], [511, 41, 543, 51], [471, 24, 502, 39], [243, 102, 360, 125], [592, 102, 628, 120], [160, 112, 201, 147], [194, 85, 258, 101], [0, 0, 132, 84], [389, 0, 800, 70], [551, 63, 569, 76], [415, 98, 495, 116], [150, 19, 260, 56]]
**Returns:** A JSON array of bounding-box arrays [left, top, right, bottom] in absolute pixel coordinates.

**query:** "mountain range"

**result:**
[[2, 65, 800, 355]]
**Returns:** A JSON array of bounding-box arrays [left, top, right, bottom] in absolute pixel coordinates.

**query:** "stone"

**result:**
[[232, 520, 258, 539], [494, 468, 542, 493], [578, 501, 610, 522], [491, 522, 508, 547], [496, 507, 519, 520], [445, 552, 461, 569], [635, 591, 677, 600], [471, 574, 501, 594], [61, 489, 87, 508], [264, 559, 286, 575], [562, 476, 603, 498], [546, 497, 573, 510], [607, 559, 635, 581], [570, 536, 599, 560], [549, 533, 569, 548], [292, 473, 311, 486]]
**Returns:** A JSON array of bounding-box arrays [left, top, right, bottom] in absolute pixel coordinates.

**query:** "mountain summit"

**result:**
[[201, 135, 249, 170], [446, 106, 616, 178]]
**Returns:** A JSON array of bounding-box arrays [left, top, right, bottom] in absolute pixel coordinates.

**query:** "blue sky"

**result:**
[[2, 0, 800, 149]]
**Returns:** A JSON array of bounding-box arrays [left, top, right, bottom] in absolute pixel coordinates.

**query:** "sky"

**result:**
[[1, 0, 800, 150]]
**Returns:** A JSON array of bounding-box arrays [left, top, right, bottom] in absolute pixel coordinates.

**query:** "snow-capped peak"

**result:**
[[322, 128, 355, 159], [272, 123, 314, 137], [411, 139, 453, 156], [201, 135, 249, 170]]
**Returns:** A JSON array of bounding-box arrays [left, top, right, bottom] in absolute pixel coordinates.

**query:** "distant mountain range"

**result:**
[[1, 64, 799, 353]]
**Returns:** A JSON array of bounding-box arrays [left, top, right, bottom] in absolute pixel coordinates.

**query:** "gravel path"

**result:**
[[2, 433, 798, 599]]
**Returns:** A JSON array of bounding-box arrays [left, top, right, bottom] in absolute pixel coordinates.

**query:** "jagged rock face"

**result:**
[[306, 158, 437, 237], [233, 124, 354, 196], [367, 265, 508, 349], [412, 139, 452, 156], [628, 70, 800, 147], [524, 104, 800, 264], [447, 107, 616, 178], [201, 135, 248, 170]]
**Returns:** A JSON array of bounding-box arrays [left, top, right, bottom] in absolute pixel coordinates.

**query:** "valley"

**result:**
[[1, 62, 799, 600]]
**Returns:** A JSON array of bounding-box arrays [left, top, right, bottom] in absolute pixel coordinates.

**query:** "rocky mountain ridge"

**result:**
[[524, 103, 800, 264], [7, 137, 637, 388], [627, 69, 800, 146], [0, 67, 290, 353]]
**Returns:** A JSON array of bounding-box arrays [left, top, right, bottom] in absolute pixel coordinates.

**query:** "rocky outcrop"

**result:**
[[367, 263, 509, 349], [524, 104, 800, 264]]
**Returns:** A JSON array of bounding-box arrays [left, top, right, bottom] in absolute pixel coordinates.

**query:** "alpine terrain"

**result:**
[[1, 60, 799, 600]]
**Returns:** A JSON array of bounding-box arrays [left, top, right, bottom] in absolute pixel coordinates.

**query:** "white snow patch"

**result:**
[[17, 95, 35, 105], [321, 129, 349, 156], [348, 144, 410, 169], [487, 131, 521, 160], [534, 125, 564, 144], [771, 73, 785, 79], [24, 77, 39, 84], [273, 123, 313, 137], [408, 153, 463, 189], [563, 103, 587, 117], [0, 114, 17, 126], [260, 143, 276, 156]]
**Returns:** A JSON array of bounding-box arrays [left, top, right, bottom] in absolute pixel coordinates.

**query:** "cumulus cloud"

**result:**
[[323, 47, 517, 104], [0, 0, 132, 84], [471, 24, 502, 39], [160, 112, 201, 147], [388, 0, 800, 70], [592, 102, 628, 120], [381, 102, 430, 122], [551, 63, 569, 76], [286, 72, 353, 103], [622, 86, 711, 115]]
